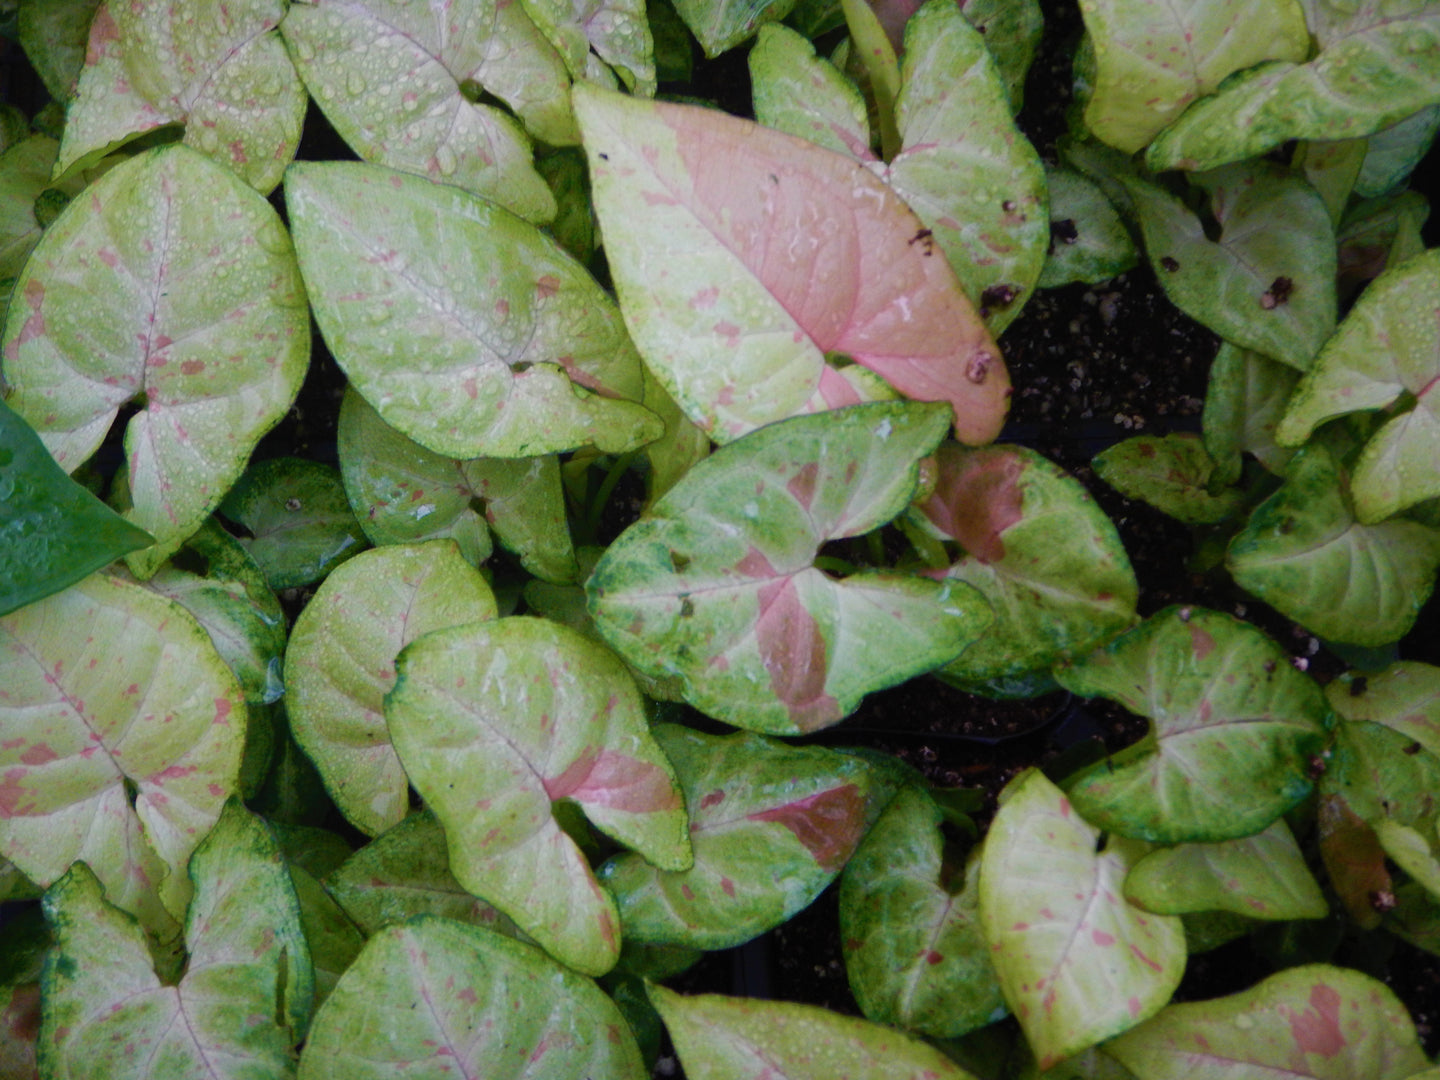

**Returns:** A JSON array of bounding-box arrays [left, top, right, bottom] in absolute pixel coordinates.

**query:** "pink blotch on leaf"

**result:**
[[699, 789, 726, 809], [689, 286, 719, 310], [919, 445, 1024, 561], [0, 769, 32, 818], [713, 321, 742, 348], [1091, 928, 1115, 947], [641, 189, 678, 207], [542, 748, 681, 813], [180, 360, 205, 376], [721, 877, 736, 897], [926, 950, 943, 965], [535, 275, 561, 300], [153, 764, 197, 784], [746, 783, 866, 872], [208, 783, 224, 797], [1189, 623, 1216, 660], [1286, 984, 1346, 1058], [1128, 996, 1142, 1018], [19, 744, 57, 766], [213, 697, 232, 725], [786, 463, 820, 512], [1128, 943, 1163, 973]]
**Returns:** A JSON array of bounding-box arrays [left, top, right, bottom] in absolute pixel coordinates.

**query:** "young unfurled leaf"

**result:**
[[58, 0, 305, 192], [919, 442, 1137, 694], [323, 811, 524, 940], [1124, 163, 1336, 371], [40, 802, 313, 1078], [1055, 606, 1330, 843], [599, 724, 880, 951], [281, 0, 568, 220], [0, 397, 153, 618], [1077, 0, 1308, 154], [649, 983, 980, 1080], [1123, 818, 1328, 921], [1226, 443, 1440, 647], [1093, 433, 1247, 525], [286, 542, 497, 836], [1, 145, 309, 580], [0, 573, 246, 937], [337, 388, 579, 583], [839, 784, 1006, 1038], [1276, 248, 1440, 522], [1105, 964, 1431, 1079], [124, 519, 286, 706], [1201, 342, 1299, 485], [285, 161, 661, 461], [220, 458, 369, 592], [572, 86, 1009, 446], [386, 617, 690, 975], [589, 403, 991, 734], [297, 917, 645, 1080], [1147, 4, 1440, 172], [979, 769, 1185, 1071]]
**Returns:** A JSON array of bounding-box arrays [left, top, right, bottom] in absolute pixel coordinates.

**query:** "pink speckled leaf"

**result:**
[[1105, 964, 1430, 1079], [572, 84, 1008, 445], [39, 802, 312, 1079], [296, 917, 645, 1080], [1, 145, 309, 580], [57, 0, 306, 193], [978, 769, 1185, 1071], [588, 403, 991, 735], [648, 983, 979, 1080], [599, 724, 883, 952], [385, 616, 691, 976], [286, 542, 497, 837], [0, 573, 246, 939]]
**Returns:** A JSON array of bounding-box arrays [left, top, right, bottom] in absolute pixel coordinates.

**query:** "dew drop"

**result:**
[[197, 128, 220, 153], [347, 71, 368, 94], [435, 145, 458, 176]]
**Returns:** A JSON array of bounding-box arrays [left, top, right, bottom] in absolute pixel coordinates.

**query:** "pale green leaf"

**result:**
[[1358, 105, 1440, 198], [839, 784, 1006, 1038], [1037, 166, 1138, 289], [286, 541, 497, 836], [387, 617, 690, 976], [0, 573, 246, 936], [40, 801, 313, 1079], [1201, 343, 1300, 484], [18, 0, 102, 102], [521, 0, 655, 94], [1226, 443, 1440, 647], [336, 388, 578, 583], [298, 917, 644, 1080], [58, 0, 305, 192], [672, 0, 794, 56], [1079, 0, 1309, 153], [1124, 163, 1336, 370], [1, 145, 309, 579], [285, 161, 660, 460], [1093, 433, 1246, 524], [1327, 662, 1440, 760], [1123, 818, 1328, 920], [0, 136, 84, 287], [1056, 606, 1330, 843], [600, 724, 880, 951], [979, 769, 1185, 1071], [650, 983, 979, 1079], [920, 442, 1138, 694], [750, 24, 872, 159], [588, 403, 991, 734], [1276, 248, 1440, 522], [281, 0, 566, 219], [956, 0, 1042, 113], [286, 861, 363, 1007], [1105, 964, 1430, 1079], [571, 86, 1009, 446]]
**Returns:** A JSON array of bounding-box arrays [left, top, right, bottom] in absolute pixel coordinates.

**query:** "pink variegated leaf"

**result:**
[[385, 615, 691, 976], [572, 85, 1008, 445], [588, 402, 991, 735]]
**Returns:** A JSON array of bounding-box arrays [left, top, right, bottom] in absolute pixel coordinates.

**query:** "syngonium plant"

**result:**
[[1, 0, 1440, 1076]]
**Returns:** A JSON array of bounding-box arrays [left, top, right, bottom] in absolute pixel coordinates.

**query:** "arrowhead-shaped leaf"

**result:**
[[1123, 818, 1328, 920], [650, 983, 980, 1079], [1055, 606, 1330, 843], [281, 0, 565, 221], [978, 769, 1185, 1071], [599, 724, 880, 951], [58, 0, 305, 192], [572, 85, 1009, 445], [918, 442, 1138, 694], [286, 542, 496, 836], [1147, 4, 1440, 172], [0, 573, 246, 936], [0, 397, 153, 618], [297, 917, 645, 1080], [839, 783, 1006, 1038], [521, 0, 655, 95], [1036, 166, 1139, 289], [323, 810, 523, 939], [40, 801, 313, 1078], [750, 24, 872, 160], [1, 145, 310, 579], [285, 161, 661, 461], [1078, 0, 1309, 153], [1328, 663, 1440, 760], [17, 0, 101, 102], [219, 458, 369, 591], [1105, 964, 1431, 1079], [1276, 248, 1440, 522], [1093, 433, 1246, 525], [1124, 163, 1335, 371], [588, 402, 992, 734], [337, 387, 578, 583], [386, 616, 690, 975], [1226, 443, 1440, 647], [1201, 343, 1300, 484], [670, 0, 793, 56]]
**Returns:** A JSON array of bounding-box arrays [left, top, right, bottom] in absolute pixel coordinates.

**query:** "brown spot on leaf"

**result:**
[[1160, 256, 1180, 272]]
